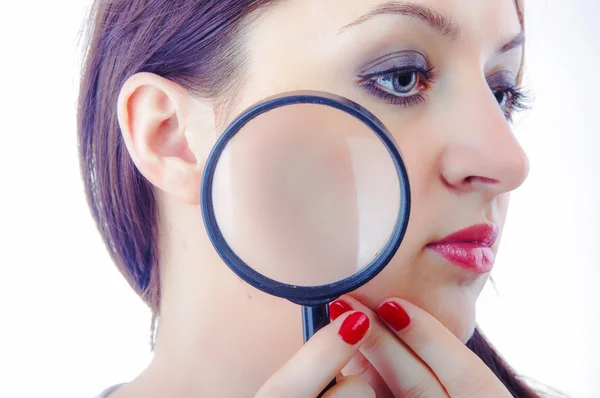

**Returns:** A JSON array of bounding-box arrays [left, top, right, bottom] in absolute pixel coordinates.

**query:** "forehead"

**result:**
[[251, 0, 521, 47]]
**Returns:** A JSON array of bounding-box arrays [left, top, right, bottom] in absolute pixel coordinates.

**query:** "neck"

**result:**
[[127, 203, 304, 397]]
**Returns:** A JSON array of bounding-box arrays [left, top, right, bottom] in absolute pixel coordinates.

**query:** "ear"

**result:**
[[117, 72, 205, 205]]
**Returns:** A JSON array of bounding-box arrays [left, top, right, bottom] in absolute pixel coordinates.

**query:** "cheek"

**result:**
[[493, 193, 511, 227], [498, 193, 510, 212], [212, 105, 402, 286], [213, 112, 358, 286]]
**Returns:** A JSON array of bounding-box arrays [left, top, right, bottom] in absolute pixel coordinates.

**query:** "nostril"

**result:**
[[465, 176, 500, 185]]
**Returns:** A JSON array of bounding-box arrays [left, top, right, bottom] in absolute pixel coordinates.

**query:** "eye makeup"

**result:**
[[356, 51, 531, 121], [359, 50, 430, 75]]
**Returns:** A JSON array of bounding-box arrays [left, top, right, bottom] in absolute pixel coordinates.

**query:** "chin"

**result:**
[[434, 299, 478, 344], [355, 285, 479, 344]]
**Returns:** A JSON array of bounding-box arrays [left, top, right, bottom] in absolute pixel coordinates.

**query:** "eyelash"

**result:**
[[359, 68, 532, 122], [493, 86, 533, 122]]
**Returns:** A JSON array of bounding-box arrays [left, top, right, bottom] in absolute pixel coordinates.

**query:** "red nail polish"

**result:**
[[338, 312, 370, 345], [377, 301, 411, 331], [329, 300, 352, 321]]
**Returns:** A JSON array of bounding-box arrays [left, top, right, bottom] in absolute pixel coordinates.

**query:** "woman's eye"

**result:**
[[358, 60, 436, 107], [490, 85, 532, 122], [372, 71, 421, 96], [494, 90, 509, 108]]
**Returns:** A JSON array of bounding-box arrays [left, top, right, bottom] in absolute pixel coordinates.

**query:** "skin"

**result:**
[[112, 0, 528, 396]]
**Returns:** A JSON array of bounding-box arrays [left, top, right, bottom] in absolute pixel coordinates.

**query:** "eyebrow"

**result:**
[[339, 1, 461, 40], [339, 1, 526, 55], [498, 31, 525, 54]]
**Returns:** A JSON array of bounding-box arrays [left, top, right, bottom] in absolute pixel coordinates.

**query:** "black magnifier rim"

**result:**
[[201, 91, 411, 306]]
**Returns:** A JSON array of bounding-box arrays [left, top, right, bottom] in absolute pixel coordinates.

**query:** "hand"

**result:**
[[255, 310, 377, 398], [334, 296, 513, 398]]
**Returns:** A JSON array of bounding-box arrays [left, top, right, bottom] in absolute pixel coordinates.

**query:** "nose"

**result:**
[[438, 80, 530, 200]]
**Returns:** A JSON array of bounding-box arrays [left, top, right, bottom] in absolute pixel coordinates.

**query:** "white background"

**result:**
[[0, 0, 598, 397]]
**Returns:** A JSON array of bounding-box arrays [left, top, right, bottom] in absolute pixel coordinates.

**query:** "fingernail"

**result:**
[[338, 312, 370, 345], [377, 301, 411, 331], [329, 300, 353, 321]]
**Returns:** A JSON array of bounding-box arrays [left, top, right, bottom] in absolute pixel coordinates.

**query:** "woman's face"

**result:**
[[201, 0, 528, 343]]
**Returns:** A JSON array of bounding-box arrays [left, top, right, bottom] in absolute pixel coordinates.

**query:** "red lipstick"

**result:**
[[426, 224, 499, 273]]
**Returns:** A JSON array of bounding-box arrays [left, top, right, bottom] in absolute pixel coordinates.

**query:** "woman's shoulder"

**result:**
[[95, 383, 125, 398]]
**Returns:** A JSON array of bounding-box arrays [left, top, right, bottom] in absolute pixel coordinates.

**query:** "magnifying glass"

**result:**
[[201, 91, 410, 396]]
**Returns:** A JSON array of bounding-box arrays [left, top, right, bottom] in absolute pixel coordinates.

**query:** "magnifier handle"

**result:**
[[302, 305, 337, 397], [301, 304, 331, 342]]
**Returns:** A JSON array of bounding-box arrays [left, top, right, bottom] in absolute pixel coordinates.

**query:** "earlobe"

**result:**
[[117, 72, 202, 205]]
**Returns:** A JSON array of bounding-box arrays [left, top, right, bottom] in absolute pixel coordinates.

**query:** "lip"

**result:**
[[426, 223, 499, 274]]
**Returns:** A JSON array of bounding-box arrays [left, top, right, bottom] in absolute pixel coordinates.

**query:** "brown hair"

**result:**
[[77, 1, 545, 396]]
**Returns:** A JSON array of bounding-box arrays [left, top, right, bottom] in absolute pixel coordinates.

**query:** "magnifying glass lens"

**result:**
[[211, 103, 402, 287]]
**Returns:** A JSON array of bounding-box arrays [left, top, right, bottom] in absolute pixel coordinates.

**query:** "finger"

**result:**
[[321, 376, 375, 398], [332, 297, 449, 398], [342, 351, 395, 398], [376, 298, 511, 397], [255, 311, 371, 398]]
